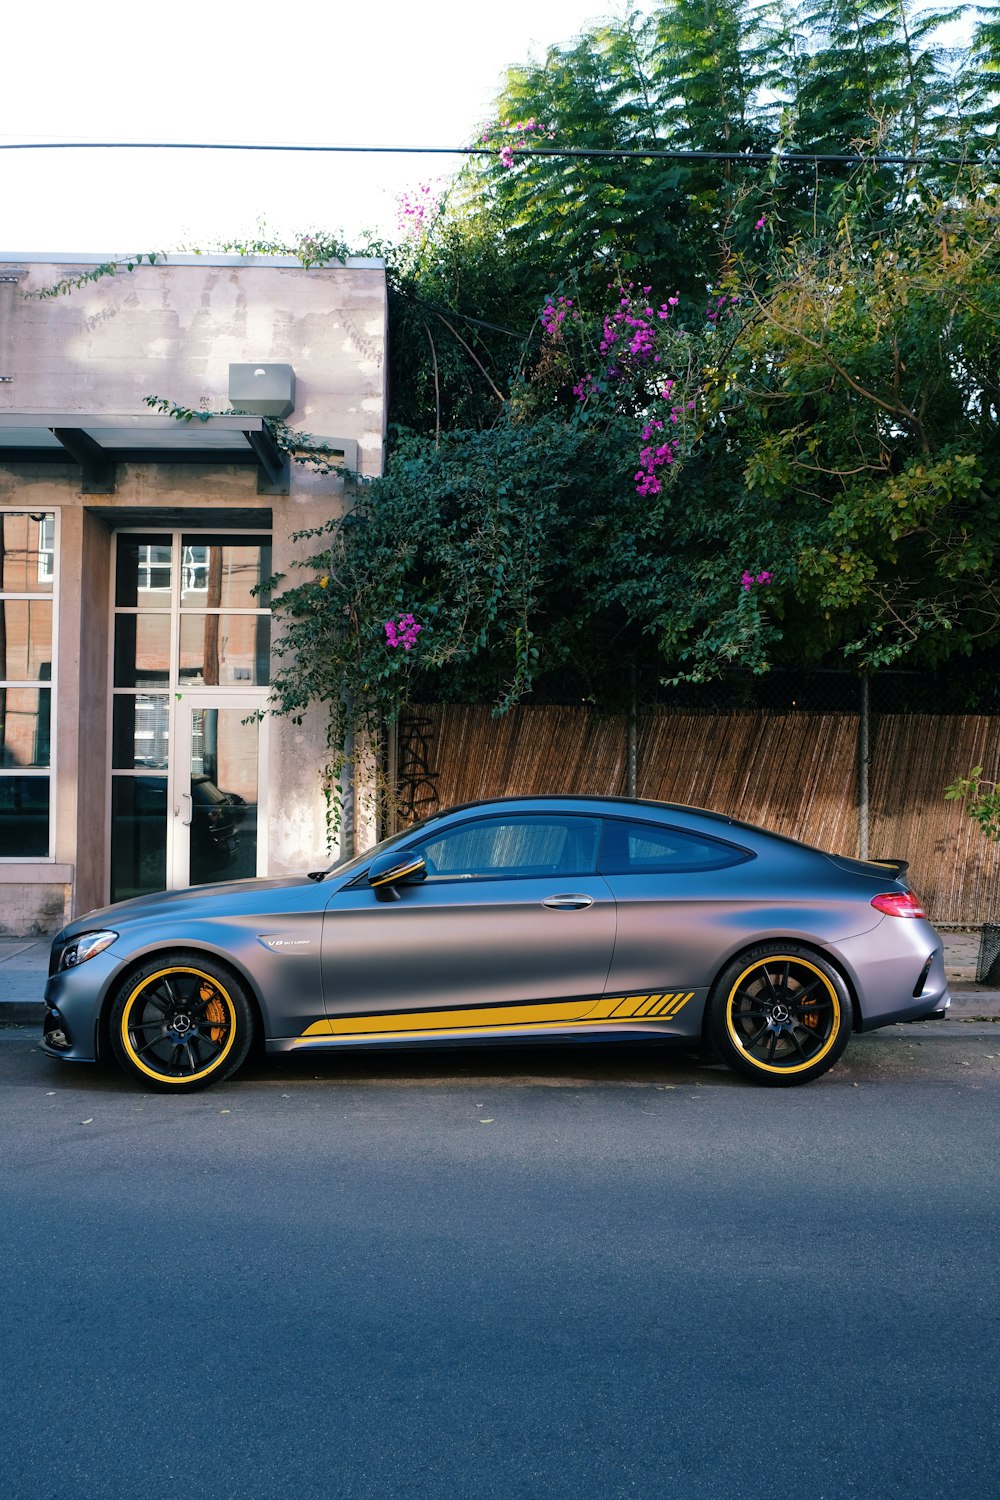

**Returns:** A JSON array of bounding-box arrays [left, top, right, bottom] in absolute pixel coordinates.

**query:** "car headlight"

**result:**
[[58, 931, 119, 970]]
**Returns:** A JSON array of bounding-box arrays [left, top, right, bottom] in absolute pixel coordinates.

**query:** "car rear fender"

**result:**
[[700, 938, 863, 1047]]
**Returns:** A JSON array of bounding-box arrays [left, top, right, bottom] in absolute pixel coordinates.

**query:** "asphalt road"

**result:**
[[2, 1026, 998, 1500]]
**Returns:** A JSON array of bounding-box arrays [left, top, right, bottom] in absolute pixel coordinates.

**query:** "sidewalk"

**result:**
[[2, 928, 998, 1028]]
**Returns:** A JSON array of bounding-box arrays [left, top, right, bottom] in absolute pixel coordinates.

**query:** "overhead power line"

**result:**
[[0, 140, 986, 168]]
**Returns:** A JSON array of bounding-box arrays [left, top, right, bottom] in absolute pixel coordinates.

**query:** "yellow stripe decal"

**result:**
[[301, 991, 697, 1041]]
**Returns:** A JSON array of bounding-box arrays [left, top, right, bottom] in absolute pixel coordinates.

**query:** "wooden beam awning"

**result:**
[[0, 412, 291, 494]]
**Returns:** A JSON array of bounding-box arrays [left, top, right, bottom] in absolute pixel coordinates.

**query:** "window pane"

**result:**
[[421, 816, 600, 879], [180, 536, 272, 609], [0, 513, 54, 594], [115, 534, 172, 606], [179, 614, 271, 686], [0, 775, 49, 857], [110, 776, 167, 902], [0, 600, 53, 681], [0, 688, 51, 768], [189, 708, 259, 885], [113, 614, 171, 688], [112, 694, 169, 769], [599, 820, 751, 874]]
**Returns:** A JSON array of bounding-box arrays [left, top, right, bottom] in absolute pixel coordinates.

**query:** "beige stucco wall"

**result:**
[[0, 253, 387, 930]]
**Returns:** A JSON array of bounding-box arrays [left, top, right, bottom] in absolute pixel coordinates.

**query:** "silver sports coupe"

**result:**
[[42, 795, 951, 1090]]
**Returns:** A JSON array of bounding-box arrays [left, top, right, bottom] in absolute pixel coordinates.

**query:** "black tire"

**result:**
[[706, 943, 852, 1087], [109, 950, 254, 1092]]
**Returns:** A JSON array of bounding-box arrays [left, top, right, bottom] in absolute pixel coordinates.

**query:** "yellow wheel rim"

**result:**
[[120, 966, 238, 1085], [725, 955, 842, 1075]]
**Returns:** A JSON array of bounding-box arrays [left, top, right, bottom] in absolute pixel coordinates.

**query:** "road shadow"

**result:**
[[12, 1028, 747, 1094]]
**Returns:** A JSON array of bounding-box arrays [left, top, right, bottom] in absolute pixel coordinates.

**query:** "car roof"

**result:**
[[438, 793, 745, 827]]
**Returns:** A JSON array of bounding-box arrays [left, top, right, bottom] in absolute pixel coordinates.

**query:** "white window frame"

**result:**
[[0, 508, 59, 863], [106, 527, 272, 899]]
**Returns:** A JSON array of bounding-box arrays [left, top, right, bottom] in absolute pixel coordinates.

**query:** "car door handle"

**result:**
[[541, 894, 594, 910]]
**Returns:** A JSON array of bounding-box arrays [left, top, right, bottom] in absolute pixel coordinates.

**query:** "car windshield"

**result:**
[[315, 810, 447, 881]]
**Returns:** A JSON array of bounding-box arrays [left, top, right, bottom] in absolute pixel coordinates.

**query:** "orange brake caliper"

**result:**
[[200, 982, 227, 1043]]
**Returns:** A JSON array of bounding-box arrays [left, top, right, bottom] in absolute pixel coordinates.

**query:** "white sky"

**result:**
[[1, 0, 624, 257]]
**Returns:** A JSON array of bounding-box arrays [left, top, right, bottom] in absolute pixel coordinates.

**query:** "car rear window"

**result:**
[[598, 818, 752, 875]]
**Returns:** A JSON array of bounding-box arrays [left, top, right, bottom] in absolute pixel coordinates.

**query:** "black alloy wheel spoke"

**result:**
[[158, 977, 182, 1008], [135, 1035, 170, 1060], [759, 969, 781, 1004], [777, 962, 791, 1001], [794, 998, 833, 1018], [766, 1030, 778, 1063], [746, 1021, 773, 1050], [787, 1027, 811, 1062], [790, 975, 825, 1005], [130, 1017, 168, 1032], [735, 991, 770, 1017], [791, 1023, 824, 1056], [143, 992, 172, 1016]]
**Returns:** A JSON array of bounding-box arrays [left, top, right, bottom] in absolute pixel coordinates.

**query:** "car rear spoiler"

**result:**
[[871, 858, 909, 879]]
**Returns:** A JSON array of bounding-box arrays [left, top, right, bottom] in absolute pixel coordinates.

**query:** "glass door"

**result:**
[[172, 696, 267, 889], [109, 531, 271, 903]]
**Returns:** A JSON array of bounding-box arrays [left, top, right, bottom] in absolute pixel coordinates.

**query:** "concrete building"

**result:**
[[0, 252, 387, 933]]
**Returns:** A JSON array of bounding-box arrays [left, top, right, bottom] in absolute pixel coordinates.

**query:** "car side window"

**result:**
[[418, 815, 601, 881], [598, 818, 752, 875]]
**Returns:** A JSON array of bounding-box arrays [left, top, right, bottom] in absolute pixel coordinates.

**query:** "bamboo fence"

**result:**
[[399, 704, 1000, 925]]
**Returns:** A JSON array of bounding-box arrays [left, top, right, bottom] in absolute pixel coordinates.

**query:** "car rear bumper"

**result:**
[[839, 917, 951, 1031]]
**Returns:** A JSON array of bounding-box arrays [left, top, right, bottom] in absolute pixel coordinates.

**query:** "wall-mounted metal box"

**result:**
[[229, 362, 296, 418]]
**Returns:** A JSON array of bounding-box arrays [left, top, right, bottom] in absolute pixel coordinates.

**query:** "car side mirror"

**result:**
[[367, 850, 427, 902]]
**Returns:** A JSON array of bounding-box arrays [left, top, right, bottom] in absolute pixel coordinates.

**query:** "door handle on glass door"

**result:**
[[541, 894, 594, 910], [179, 791, 193, 827]]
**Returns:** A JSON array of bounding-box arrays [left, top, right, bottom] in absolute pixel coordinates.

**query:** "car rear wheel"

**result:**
[[706, 944, 851, 1087], [109, 951, 253, 1092]]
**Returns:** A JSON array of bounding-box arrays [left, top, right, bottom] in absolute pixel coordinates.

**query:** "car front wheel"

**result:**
[[706, 944, 852, 1086], [109, 952, 254, 1091]]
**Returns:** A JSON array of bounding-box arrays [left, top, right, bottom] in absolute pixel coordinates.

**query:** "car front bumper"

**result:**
[[41, 950, 124, 1062]]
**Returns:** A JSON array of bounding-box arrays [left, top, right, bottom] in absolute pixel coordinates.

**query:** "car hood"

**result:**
[[57, 876, 316, 939]]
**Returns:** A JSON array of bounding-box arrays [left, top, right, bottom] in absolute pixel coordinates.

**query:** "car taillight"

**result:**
[[871, 891, 926, 918]]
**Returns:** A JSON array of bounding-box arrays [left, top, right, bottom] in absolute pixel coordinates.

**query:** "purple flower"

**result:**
[[385, 613, 422, 651]]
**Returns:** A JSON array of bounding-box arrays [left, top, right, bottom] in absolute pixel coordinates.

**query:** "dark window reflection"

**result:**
[[115, 535, 172, 607], [113, 615, 170, 688], [112, 695, 169, 770], [0, 776, 50, 857], [0, 688, 51, 768], [189, 775, 258, 886], [110, 776, 167, 903]]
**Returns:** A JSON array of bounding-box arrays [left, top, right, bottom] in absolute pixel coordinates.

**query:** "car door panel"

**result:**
[[319, 875, 617, 1034]]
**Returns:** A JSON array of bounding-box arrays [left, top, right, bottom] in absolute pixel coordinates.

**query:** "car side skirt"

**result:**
[[268, 989, 708, 1052]]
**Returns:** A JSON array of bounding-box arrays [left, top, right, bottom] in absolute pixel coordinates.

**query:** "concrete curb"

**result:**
[[0, 1003, 46, 1026]]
